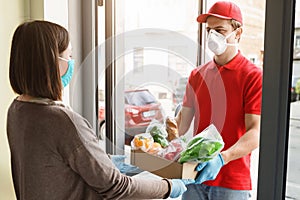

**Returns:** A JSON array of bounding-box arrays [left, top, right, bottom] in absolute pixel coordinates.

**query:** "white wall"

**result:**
[[0, 0, 28, 199], [44, 0, 68, 28], [0, 0, 69, 199]]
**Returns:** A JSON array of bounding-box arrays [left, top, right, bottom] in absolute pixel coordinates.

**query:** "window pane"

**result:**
[[286, 1, 300, 199], [97, 3, 106, 149], [114, 0, 199, 146]]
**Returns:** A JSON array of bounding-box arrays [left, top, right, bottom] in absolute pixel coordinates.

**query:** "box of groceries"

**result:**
[[130, 119, 224, 179]]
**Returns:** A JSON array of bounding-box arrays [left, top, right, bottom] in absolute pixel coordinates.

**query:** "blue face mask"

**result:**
[[59, 57, 75, 88]]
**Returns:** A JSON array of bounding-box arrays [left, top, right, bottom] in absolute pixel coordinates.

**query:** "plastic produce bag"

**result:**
[[147, 142, 163, 155], [179, 124, 224, 164], [131, 133, 154, 152], [159, 137, 187, 161], [146, 120, 169, 148]]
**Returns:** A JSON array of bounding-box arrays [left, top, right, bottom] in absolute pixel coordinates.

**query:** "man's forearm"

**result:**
[[175, 107, 195, 136], [221, 128, 259, 165], [175, 110, 190, 136]]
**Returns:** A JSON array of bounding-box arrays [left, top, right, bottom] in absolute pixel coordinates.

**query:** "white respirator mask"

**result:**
[[207, 29, 238, 55]]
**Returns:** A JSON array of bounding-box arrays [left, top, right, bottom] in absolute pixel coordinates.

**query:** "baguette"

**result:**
[[165, 116, 179, 141]]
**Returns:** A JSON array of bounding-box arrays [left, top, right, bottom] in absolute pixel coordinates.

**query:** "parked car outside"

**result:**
[[98, 89, 164, 145], [291, 76, 300, 102]]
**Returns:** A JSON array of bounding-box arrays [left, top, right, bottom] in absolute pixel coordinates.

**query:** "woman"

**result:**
[[7, 20, 189, 200]]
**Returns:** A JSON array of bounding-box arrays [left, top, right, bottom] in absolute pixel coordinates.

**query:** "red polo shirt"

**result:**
[[182, 51, 262, 190]]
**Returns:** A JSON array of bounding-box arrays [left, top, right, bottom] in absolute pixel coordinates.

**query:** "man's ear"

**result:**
[[236, 27, 243, 41]]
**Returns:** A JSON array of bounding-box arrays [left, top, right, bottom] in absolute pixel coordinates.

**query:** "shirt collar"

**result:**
[[209, 51, 242, 71]]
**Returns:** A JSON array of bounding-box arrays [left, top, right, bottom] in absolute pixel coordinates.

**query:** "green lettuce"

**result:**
[[179, 137, 223, 163]]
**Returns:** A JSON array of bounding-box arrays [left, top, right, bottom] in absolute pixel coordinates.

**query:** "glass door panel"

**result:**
[[286, 1, 300, 199], [97, 2, 106, 149], [114, 0, 200, 149]]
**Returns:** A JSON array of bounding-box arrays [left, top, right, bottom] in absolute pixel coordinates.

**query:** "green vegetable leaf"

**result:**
[[179, 137, 223, 163]]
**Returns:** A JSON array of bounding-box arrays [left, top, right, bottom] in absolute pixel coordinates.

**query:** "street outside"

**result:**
[[286, 101, 300, 199]]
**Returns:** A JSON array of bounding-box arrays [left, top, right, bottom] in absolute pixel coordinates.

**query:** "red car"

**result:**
[[98, 89, 164, 145]]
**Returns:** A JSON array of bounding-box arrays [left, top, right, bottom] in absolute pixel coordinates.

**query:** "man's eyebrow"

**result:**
[[206, 25, 226, 29]]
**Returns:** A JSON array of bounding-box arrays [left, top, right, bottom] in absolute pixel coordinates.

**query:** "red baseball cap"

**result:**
[[197, 1, 243, 25]]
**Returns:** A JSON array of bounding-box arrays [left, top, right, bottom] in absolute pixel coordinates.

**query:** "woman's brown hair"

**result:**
[[9, 20, 70, 100]]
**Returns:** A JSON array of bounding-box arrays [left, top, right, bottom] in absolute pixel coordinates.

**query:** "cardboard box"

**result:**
[[131, 149, 198, 179]]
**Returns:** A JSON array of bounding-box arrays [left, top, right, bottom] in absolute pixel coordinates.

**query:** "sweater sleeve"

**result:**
[[62, 109, 170, 199]]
